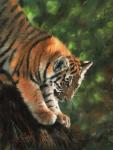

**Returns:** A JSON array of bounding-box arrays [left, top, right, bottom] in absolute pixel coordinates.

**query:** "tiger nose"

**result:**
[[65, 89, 74, 101], [64, 93, 72, 101]]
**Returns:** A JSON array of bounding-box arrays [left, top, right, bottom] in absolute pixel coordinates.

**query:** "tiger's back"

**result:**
[[0, 0, 51, 77]]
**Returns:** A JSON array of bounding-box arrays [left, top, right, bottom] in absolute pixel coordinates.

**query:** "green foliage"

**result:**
[[21, 0, 113, 149]]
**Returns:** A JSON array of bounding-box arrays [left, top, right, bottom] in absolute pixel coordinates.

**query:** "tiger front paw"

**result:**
[[57, 113, 71, 128], [34, 110, 57, 126]]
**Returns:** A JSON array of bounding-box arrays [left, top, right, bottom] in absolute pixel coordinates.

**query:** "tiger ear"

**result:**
[[53, 57, 69, 72], [78, 61, 93, 86], [80, 61, 93, 75]]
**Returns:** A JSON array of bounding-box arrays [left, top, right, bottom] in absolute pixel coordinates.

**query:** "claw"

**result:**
[[57, 113, 71, 128]]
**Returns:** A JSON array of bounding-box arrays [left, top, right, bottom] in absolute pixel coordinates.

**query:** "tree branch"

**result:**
[[0, 70, 84, 150]]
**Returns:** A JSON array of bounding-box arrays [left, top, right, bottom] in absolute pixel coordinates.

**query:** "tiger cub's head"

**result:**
[[45, 55, 92, 102], [41, 36, 93, 102]]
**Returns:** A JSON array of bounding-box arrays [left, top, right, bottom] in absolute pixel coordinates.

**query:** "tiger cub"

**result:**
[[0, 0, 93, 127]]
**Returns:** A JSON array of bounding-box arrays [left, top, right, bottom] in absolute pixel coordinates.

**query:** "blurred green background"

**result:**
[[21, 0, 113, 148]]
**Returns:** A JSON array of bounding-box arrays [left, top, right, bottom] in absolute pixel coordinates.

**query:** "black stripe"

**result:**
[[43, 93, 52, 98], [26, 52, 30, 76], [70, 62, 74, 66], [9, 48, 17, 63], [50, 71, 62, 80], [70, 65, 75, 71], [40, 84, 48, 89], [43, 60, 51, 82], [71, 70, 77, 74], [28, 34, 51, 51], [34, 49, 45, 83], [12, 58, 21, 76], [0, 39, 16, 57], [27, 33, 51, 50], [21, 25, 36, 42], [35, 71, 41, 84], [8, 11, 23, 28], [18, 55, 26, 77], [0, 28, 13, 49], [54, 81, 62, 89], [48, 105, 54, 108], [27, 29, 39, 41], [45, 99, 52, 103], [29, 72, 37, 84], [37, 34, 51, 43], [0, 55, 9, 66], [69, 60, 73, 63], [55, 76, 62, 82]]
